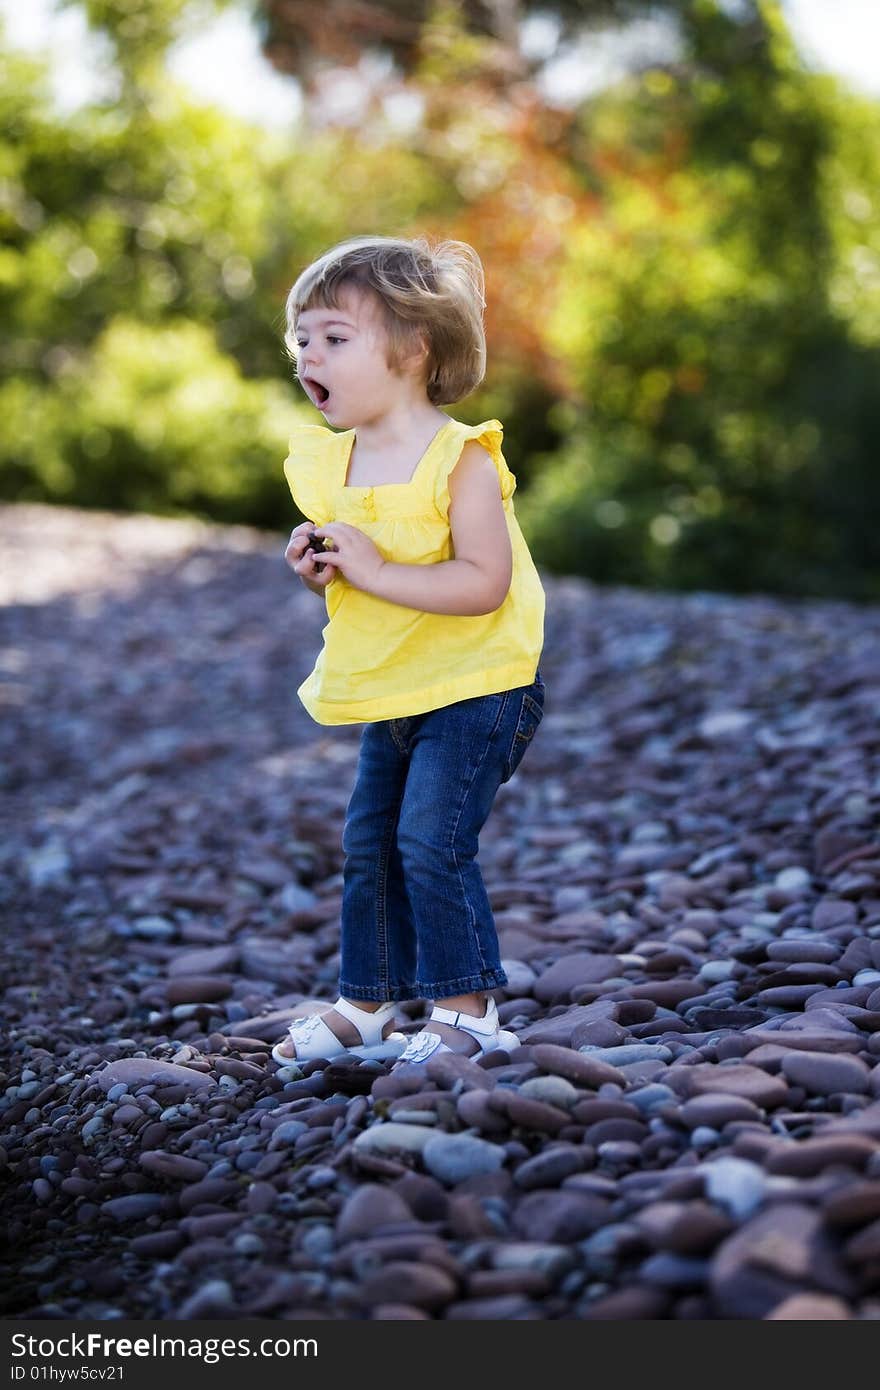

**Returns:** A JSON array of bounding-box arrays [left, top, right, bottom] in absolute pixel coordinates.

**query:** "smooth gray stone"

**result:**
[[490, 1243, 576, 1279], [781, 1051, 871, 1096], [578, 1044, 673, 1066], [766, 940, 841, 964], [422, 1133, 506, 1185], [101, 1194, 168, 1221], [353, 1123, 437, 1155], [627, 1084, 677, 1114], [513, 1146, 587, 1190], [640, 1252, 711, 1288], [336, 1183, 413, 1241], [518, 1075, 581, 1110], [702, 1157, 766, 1220]]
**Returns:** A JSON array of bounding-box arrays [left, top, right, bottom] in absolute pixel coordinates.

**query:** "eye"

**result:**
[[327, 336, 345, 345]]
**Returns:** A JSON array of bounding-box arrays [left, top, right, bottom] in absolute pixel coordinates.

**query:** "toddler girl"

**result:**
[[271, 234, 545, 1068]]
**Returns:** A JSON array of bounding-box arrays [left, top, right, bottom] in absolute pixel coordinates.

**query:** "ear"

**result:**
[[404, 330, 431, 380]]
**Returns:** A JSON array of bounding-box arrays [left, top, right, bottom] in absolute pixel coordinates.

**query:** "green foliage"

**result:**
[[517, 4, 880, 599], [1, 46, 289, 374], [0, 317, 307, 523], [0, 21, 446, 523]]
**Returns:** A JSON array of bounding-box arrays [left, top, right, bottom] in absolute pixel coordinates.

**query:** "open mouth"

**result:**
[[304, 377, 330, 408]]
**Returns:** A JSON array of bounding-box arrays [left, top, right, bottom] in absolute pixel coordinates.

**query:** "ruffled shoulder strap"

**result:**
[[282, 424, 346, 526], [431, 419, 514, 517]]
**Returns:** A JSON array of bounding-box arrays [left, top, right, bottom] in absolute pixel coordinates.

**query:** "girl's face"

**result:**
[[294, 285, 426, 427]]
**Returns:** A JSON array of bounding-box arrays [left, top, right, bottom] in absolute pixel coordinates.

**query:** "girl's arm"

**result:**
[[314, 443, 513, 616]]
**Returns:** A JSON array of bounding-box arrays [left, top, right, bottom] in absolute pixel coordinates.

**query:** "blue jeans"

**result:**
[[338, 671, 545, 1002]]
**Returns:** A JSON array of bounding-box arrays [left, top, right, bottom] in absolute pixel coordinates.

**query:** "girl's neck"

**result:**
[[353, 400, 449, 455]]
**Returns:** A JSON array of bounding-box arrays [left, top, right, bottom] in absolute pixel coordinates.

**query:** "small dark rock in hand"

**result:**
[[305, 532, 327, 569]]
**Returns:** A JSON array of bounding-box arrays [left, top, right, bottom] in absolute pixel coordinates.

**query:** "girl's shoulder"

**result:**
[[435, 415, 506, 471], [442, 415, 504, 443], [286, 422, 351, 457], [432, 417, 514, 513], [283, 423, 350, 524]]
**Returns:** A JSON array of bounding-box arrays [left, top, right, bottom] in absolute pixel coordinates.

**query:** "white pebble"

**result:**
[[853, 969, 880, 986], [699, 960, 736, 983], [703, 1156, 765, 1220], [774, 867, 811, 893]]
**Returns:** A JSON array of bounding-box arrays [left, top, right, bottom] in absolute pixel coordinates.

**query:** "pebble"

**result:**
[[513, 1146, 587, 1189], [518, 1075, 581, 1109], [766, 1293, 853, 1319], [336, 1184, 414, 1241], [370, 1303, 430, 1320], [488, 1090, 571, 1134], [710, 1202, 854, 1318], [698, 961, 737, 983], [445, 1294, 541, 1319], [781, 1051, 871, 1096], [822, 1180, 880, 1227], [854, 969, 880, 986], [455, 1089, 509, 1135], [132, 916, 177, 941], [764, 1134, 878, 1177], [139, 1151, 209, 1182], [520, 1003, 617, 1048], [360, 1261, 458, 1311], [580, 1044, 673, 1066], [177, 1280, 234, 1319], [679, 1094, 764, 1129], [675, 1064, 789, 1109], [636, 1200, 733, 1254], [533, 954, 624, 1003], [101, 1194, 168, 1221], [766, 941, 841, 964], [513, 1191, 611, 1242], [627, 1083, 676, 1115], [422, 1134, 507, 1185], [703, 1157, 766, 1220], [530, 1043, 626, 1088], [352, 1123, 438, 1155], [300, 1225, 335, 1259], [690, 1126, 720, 1150], [639, 1252, 710, 1288], [467, 1268, 551, 1297], [267, 1120, 308, 1148]]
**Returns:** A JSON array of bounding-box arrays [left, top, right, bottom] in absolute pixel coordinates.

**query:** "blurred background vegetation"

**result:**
[[2, 0, 879, 598]]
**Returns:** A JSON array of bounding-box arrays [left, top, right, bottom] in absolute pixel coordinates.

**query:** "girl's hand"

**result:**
[[284, 522, 334, 590], [309, 523, 386, 593]]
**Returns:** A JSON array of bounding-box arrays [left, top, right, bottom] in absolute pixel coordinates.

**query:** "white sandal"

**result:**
[[271, 997, 404, 1066], [391, 996, 520, 1066]]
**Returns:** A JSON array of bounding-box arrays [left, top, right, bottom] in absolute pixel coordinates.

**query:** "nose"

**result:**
[[299, 340, 321, 370]]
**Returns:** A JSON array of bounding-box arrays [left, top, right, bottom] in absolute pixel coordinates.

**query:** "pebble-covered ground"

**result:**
[[2, 503, 880, 1321]]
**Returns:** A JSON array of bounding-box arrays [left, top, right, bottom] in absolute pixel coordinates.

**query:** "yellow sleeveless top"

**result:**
[[283, 415, 545, 725]]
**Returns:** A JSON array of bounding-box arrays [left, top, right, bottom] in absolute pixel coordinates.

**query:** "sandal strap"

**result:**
[[429, 996, 498, 1037], [283, 1012, 343, 1055], [332, 996, 395, 1044]]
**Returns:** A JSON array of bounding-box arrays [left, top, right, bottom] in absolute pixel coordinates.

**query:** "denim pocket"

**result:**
[[502, 679, 545, 783]]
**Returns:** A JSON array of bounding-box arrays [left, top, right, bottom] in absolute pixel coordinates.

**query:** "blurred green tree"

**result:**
[[0, 14, 447, 520], [515, 2, 880, 598]]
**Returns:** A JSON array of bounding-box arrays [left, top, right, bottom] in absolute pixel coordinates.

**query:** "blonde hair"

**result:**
[[285, 235, 487, 405]]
